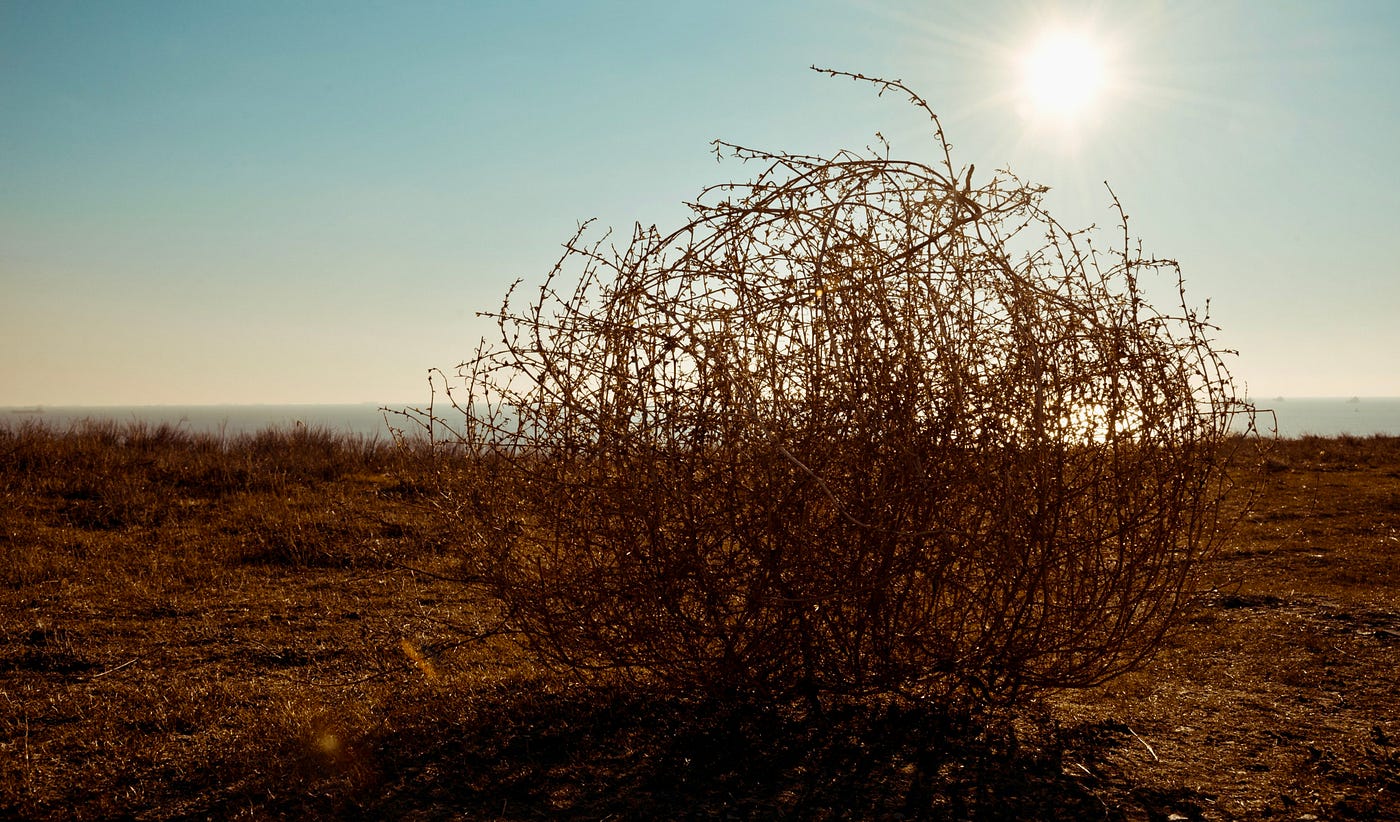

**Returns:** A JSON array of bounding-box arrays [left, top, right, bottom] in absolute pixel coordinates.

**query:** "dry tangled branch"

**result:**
[[409, 68, 1255, 707]]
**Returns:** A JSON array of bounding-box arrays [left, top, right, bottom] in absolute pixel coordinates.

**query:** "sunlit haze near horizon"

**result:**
[[3, 1, 1398, 406]]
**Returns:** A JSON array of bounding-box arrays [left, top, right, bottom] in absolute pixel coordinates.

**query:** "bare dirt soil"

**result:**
[[1051, 435, 1400, 820], [1, 425, 1396, 819]]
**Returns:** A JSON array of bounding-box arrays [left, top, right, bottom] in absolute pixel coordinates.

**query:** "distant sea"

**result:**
[[3, 398, 1398, 440], [1241, 397, 1400, 438]]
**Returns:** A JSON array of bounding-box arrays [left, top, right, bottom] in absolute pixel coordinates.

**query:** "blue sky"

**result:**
[[3, 0, 1397, 405]]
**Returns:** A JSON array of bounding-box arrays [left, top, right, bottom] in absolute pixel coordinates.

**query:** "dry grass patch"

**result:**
[[2, 424, 1398, 819]]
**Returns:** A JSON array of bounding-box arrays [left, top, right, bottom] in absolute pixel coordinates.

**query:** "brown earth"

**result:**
[[1, 423, 1396, 820]]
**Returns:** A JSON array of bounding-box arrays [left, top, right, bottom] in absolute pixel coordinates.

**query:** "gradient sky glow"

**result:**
[[3, 0, 1398, 405]]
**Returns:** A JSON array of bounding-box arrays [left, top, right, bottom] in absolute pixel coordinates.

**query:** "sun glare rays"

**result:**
[[1020, 29, 1107, 122], [868, 2, 1246, 224], [869, 3, 1144, 164]]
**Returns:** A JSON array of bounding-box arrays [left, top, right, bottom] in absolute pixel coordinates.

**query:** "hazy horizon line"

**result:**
[[5, 396, 1400, 410]]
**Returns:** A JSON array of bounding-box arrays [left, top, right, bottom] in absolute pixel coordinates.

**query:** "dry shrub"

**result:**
[[416, 70, 1254, 706]]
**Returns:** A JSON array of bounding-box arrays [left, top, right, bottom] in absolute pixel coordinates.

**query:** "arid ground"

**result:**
[[1, 423, 1396, 819]]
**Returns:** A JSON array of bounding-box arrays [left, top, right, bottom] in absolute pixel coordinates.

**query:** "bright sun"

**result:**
[[1021, 30, 1106, 120]]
